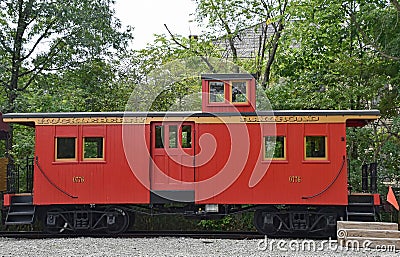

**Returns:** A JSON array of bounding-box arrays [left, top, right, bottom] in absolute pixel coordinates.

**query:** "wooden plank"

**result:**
[[338, 236, 400, 250], [341, 229, 400, 239], [337, 221, 398, 231]]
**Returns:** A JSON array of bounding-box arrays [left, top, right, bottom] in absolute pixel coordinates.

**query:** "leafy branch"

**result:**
[[164, 24, 216, 73], [344, 4, 400, 61]]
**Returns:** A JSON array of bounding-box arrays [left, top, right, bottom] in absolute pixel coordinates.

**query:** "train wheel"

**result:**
[[43, 208, 71, 234], [104, 207, 129, 234], [254, 208, 283, 236]]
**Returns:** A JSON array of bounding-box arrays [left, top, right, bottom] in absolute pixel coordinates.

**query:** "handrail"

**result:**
[[35, 156, 78, 199], [302, 156, 346, 200]]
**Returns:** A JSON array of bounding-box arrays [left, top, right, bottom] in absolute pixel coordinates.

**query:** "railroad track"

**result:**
[[0, 230, 264, 240]]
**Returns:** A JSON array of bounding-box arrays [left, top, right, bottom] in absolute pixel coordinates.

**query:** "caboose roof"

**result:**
[[2, 110, 380, 127], [201, 73, 255, 80]]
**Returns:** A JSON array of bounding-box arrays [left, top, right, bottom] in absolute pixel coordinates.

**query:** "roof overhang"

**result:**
[[2, 109, 380, 126]]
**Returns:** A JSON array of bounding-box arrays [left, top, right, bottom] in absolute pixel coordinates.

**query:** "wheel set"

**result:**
[[254, 206, 341, 237], [41, 206, 131, 234]]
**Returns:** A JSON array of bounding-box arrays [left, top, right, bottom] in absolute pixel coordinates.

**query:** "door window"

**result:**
[[169, 125, 178, 148], [181, 125, 192, 148], [155, 125, 164, 148]]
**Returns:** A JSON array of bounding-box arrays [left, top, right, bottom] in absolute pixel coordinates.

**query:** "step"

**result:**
[[5, 216, 34, 225], [11, 195, 33, 205], [8, 205, 35, 213], [348, 202, 374, 206], [5, 203, 35, 225], [338, 221, 399, 231], [5, 220, 34, 225], [347, 212, 375, 216], [7, 211, 35, 216], [10, 202, 33, 206], [348, 194, 374, 204]]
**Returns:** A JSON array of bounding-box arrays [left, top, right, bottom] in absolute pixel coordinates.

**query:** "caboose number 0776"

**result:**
[[0, 74, 381, 236]]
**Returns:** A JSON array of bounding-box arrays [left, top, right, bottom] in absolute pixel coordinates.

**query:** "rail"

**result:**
[[6, 156, 34, 193], [0, 230, 264, 239]]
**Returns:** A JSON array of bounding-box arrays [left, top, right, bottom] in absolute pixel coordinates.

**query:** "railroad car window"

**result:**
[[83, 137, 104, 160], [181, 125, 192, 148], [264, 136, 285, 160], [155, 125, 164, 148], [231, 81, 247, 103], [209, 82, 225, 103], [169, 125, 177, 148], [305, 136, 327, 159], [56, 137, 76, 160]]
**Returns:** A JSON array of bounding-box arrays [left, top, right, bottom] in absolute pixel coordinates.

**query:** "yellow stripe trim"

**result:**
[[3, 115, 379, 125]]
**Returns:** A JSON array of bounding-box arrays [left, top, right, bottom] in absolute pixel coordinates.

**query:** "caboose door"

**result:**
[[150, 122, 195, 203]]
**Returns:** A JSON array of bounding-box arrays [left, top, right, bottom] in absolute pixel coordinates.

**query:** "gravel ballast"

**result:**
[[0, 237, 398, 257]]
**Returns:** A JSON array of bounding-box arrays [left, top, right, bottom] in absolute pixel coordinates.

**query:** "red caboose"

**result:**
[[1, 73, 380, 235]]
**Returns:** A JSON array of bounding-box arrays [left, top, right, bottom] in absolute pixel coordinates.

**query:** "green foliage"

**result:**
[[198, 216, 235, 230], [20, 59, 134, 112], [266, 0, 400, 198], [0, 0, 133, 112], [197, 213, 255, 231], [9, 125, 35, 162]]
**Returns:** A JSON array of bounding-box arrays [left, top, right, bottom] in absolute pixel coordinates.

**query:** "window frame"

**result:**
[[55, 137, 77, 162], [304, 136, 328, 161], [82, 137, 105, 161], [229, 80, 250, 105], [263, 135, 287, 161]]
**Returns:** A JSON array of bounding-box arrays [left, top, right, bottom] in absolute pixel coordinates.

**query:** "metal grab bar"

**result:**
[[35, 156, 78, 199]]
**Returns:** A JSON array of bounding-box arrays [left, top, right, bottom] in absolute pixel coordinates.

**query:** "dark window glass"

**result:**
[[181, 125, 192, 148], [84, 137, 104, 159], [209, 82, 225, 103], [56, 137, 76, 159], [305, 136, 326, 158], [169, 125, 177, 148], [155, 125, 164, 148], [232, 81, 247, 103], [264, 136, 285, 159]]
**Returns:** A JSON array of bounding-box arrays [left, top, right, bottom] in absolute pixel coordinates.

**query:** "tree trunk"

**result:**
[[228, 35, 239, 73], [8, 0, 33, 113], [261, 22, 284, 90]]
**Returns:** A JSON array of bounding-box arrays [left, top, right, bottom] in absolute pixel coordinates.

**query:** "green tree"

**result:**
[[127, 34, 223, 112], [0, 0, 132, 113], [194, 0, 290, 88], [267, 0, 399, 194], [21, 56, 136, 112]]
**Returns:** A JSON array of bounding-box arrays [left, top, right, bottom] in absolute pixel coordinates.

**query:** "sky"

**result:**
[[114, 0, 202, 49]]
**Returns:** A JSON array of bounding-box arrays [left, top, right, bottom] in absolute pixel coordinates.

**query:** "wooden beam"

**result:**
[[342, 229, 400, 238], [339, 236, 400, 250], [337, 221, 398, 231]]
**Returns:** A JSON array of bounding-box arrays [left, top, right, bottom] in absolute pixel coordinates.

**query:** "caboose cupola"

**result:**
[[201, 73, 256, 113]]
